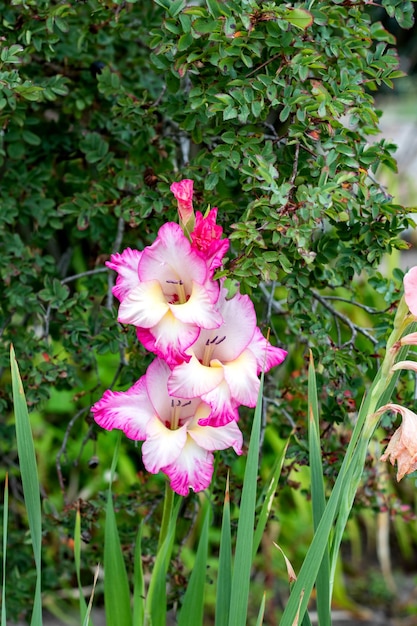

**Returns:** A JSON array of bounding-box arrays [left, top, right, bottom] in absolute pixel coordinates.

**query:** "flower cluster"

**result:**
[[92, 180, 287, 496]]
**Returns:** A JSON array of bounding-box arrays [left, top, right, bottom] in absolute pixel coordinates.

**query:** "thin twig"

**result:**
[[320, 295, 390, 314], [56, 407, 90, 503], [61, 267, 108, 285], [265, 397, 297, 429], [246, 53, 283, 78], [259, 283, 286, 314], [311, 289, 378, 346], [289, 142, 300, 187], [106, 216, 125, 310]]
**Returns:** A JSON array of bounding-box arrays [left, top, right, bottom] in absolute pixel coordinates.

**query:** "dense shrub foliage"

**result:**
[[1, 0, 416, 620]]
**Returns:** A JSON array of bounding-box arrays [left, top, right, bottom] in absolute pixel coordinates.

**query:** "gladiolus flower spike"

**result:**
[[95, 179, 287, 496]]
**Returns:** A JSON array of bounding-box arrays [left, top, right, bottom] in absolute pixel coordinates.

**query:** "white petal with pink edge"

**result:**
[[208, 287, 257, 361], [145, 311, 200, 365], [106, 248, 141, 302], [200, 379, 240, 425], [168, 354, 224, 398], [142, 418, 187, 474], [139, 222, 208, 288], [188, 417, 243, 455], [223, 349, 260, 407], [162, 438, 214, 496], [248, 327, 287, 373], [118, 280, 169, 327], [170, 281, 222, 328], [144, 358, 201, 422], [91, 378, 152, 440], [142, 358, 172, 422]]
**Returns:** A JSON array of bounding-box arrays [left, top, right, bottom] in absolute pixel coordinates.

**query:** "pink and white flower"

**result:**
[[170, 179, 194, 226], [378, 403, 417, 481], [91, 358, 243, 496], [168, 284, 287, 425], [107, 222, 223, 365]]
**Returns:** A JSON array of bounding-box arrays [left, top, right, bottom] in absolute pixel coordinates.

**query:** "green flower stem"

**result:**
[[282, 296, 414, 625], [158, 481, 174, 552], [329, 295, 413, 590]]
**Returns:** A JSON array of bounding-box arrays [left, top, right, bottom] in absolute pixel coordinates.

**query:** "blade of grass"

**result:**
[[228, 372, 265, 626], [145, 497, 181, 626], [133, 523, 145, 626], [74, 505, 94, 626], [307, 352, 330, 626], [1, 474, 8, 626], [10, 344, 42, 626], [178, 497, 210, 626], [104, 432, 133, 626], [255, 593, 266, 626], [252, 437, 289, 560], [215, 473, 232, 626], [279, 461, 345, 625], [82, 565, 100, 626]]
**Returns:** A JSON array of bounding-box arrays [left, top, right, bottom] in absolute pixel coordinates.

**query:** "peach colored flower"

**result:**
[[378, 403, 417, 480]]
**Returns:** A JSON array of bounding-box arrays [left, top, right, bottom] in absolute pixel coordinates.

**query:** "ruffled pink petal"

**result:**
[[162, 438, 214, 496], [188, 418, 243, 455], [139, 312, 200, 366], [117, 281, 169, 327], [91, 378, 152, 440], [247, 327, 287, 374], [168, 354, 225, 398], [142, 418, 187, 474], [223, 349, 260, 407], [404, 266, 417, 317], [197, 399, 240, 427], [169, 281, 222, 329], [106, 248, 141, 302], [138, 223, 208, 293], [200, 379, 240, 426]]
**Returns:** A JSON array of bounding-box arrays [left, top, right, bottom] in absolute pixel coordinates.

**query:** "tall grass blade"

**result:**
[[133, 524, 145, 626], [1, 475, 8, 626], [10, 345, 43, 626], [307, 353, 330, 625], [228, 372, 265, 626], [252, 438, 288, 560], [104, 433, 132, 626], [74, 505, 94, 626], [215, 474, 232, 626], [145, 498, 181, 626], [82, 565, 100, 626], [255, 593, 266, 626], [178, 498, 210, 626]]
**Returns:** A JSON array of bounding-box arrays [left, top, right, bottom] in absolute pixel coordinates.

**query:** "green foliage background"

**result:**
[[1, 0, 417, 621]]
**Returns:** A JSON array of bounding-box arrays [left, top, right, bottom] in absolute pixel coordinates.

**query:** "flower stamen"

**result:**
[[166, 279, 187, 304]]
